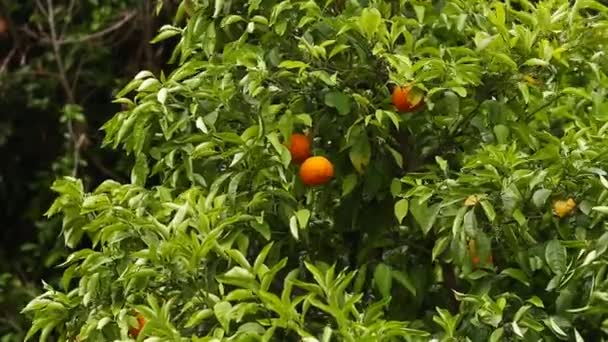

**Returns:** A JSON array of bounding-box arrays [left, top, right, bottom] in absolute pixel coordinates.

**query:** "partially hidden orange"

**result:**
[[553, 198, 576, 218], [468, 239, 493, 268], [299, 156, 334, 186], [286, 133, 311, 164], [392, 85, 424, 113], [129, 312, 146, 338]]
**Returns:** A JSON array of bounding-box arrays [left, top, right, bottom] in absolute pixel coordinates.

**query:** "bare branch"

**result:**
[[0, 47, 16, 74], [59, 11, 136, 45], [34, 0, 49, 18], [43, 0, 83, 177], [21, 10, 137, 46], [60, 0, 77, 37], [71, 58, 84, 91], [44, 0, 74, 102]]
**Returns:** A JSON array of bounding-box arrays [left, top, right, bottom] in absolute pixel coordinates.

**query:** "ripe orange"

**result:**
[[392, 85, 424, 113], [468, 239, 493, 268], [553, 198, 576, 218], [286, 133, 311, 164], [129, 312, 146, 338], [299, 156, 334, 186]]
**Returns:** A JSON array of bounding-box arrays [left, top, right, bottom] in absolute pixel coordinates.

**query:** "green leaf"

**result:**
[[562, 87, 591, 100], [518, 82, 530, 103], [349, 134, 371, 174], [359, 8, 382, 38], [592, 206, 608, 214], [532, 189, 552, 208], [251, 221, 271, 240], [226, 249, 251, 270], [545, 240, 567, 274], [279, 60, 309, 70], [213, 0, 225, 17], [500, 268, 530, 286], [131, 153, 150, 186], [267, 132, 291, 167], [386, 145, 404, 169], [546, 316, 567, 337], [253, 242, 274, 277], [413, 5, 425, 23], [214, 301, 233, 331], [524, 58, 549, 66], [452, 206, 467, 237], [185, 309, 214, 328], [574, 329, 584, 342], [493, 125, 510, 144], [151, 26, 182, 43], [394, 199, 409, 224], [324, 91, 352, 115], [342, 173, 358, 196], [81, 194, 111, 214], [410, 199, 440, 235], [392, 269, 416, 296], [501, 183, 522, 214], [295, 209, 311, 229], [480, 200, 496, 222], [321, 326, 333, 342], [432, 236, 450, 261], [353, 264, 367, 294], [374, 263, 392, 299], [489, 327, 504, 342], [527, 296, 544, 308], [289, 215, 299, 240], [463, 209, 477, 236]]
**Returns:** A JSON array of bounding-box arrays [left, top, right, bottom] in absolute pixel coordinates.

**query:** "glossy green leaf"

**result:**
[[545, 240, 567, 274], [324, 91, 352, 115], [394, 198, 409, 224], [374, 263, 392, 300]]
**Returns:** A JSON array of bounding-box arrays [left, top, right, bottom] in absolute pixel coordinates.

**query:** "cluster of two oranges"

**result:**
[[286, 134, 334, 186]]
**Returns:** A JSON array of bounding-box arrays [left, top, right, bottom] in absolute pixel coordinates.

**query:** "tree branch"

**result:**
[[42, 0, 84, 177], [0, 47, 16, 74], [524, 94, 564, 121], [58, 11, 136, 45]]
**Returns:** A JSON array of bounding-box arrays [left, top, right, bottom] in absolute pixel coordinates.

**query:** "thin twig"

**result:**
[[0, 47, 16, 74], [0, 316, 23, 334], [447, 101, 484, 138], [70, 58, 84, 91], [34, 0, 49, 18], [44, 0, 82, 177], [88, 154, 127, 183], [58, 11, 136, 45], [524, 94, 564, 120], [44, 0, 74, 102], [60, 0, 76, 37]]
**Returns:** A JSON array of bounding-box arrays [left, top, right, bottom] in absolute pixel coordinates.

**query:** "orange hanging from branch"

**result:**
[[286, 133, 312, 165], [392, 85, 425, 113], [299, 156, 334, 186]]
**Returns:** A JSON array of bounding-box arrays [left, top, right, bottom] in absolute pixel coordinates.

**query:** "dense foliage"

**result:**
[[22, 0, 608, 341]]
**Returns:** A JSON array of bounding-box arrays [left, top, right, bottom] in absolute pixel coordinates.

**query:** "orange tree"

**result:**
[[23, 0, 608, 341]]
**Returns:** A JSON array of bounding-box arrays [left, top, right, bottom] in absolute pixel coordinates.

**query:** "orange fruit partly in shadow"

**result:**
[[299, 156, 334, 186], [129, 312, 146, 338], [468, 239, 493, 268], [286, 133, 312, 164], [392, 85, 425, 113]]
